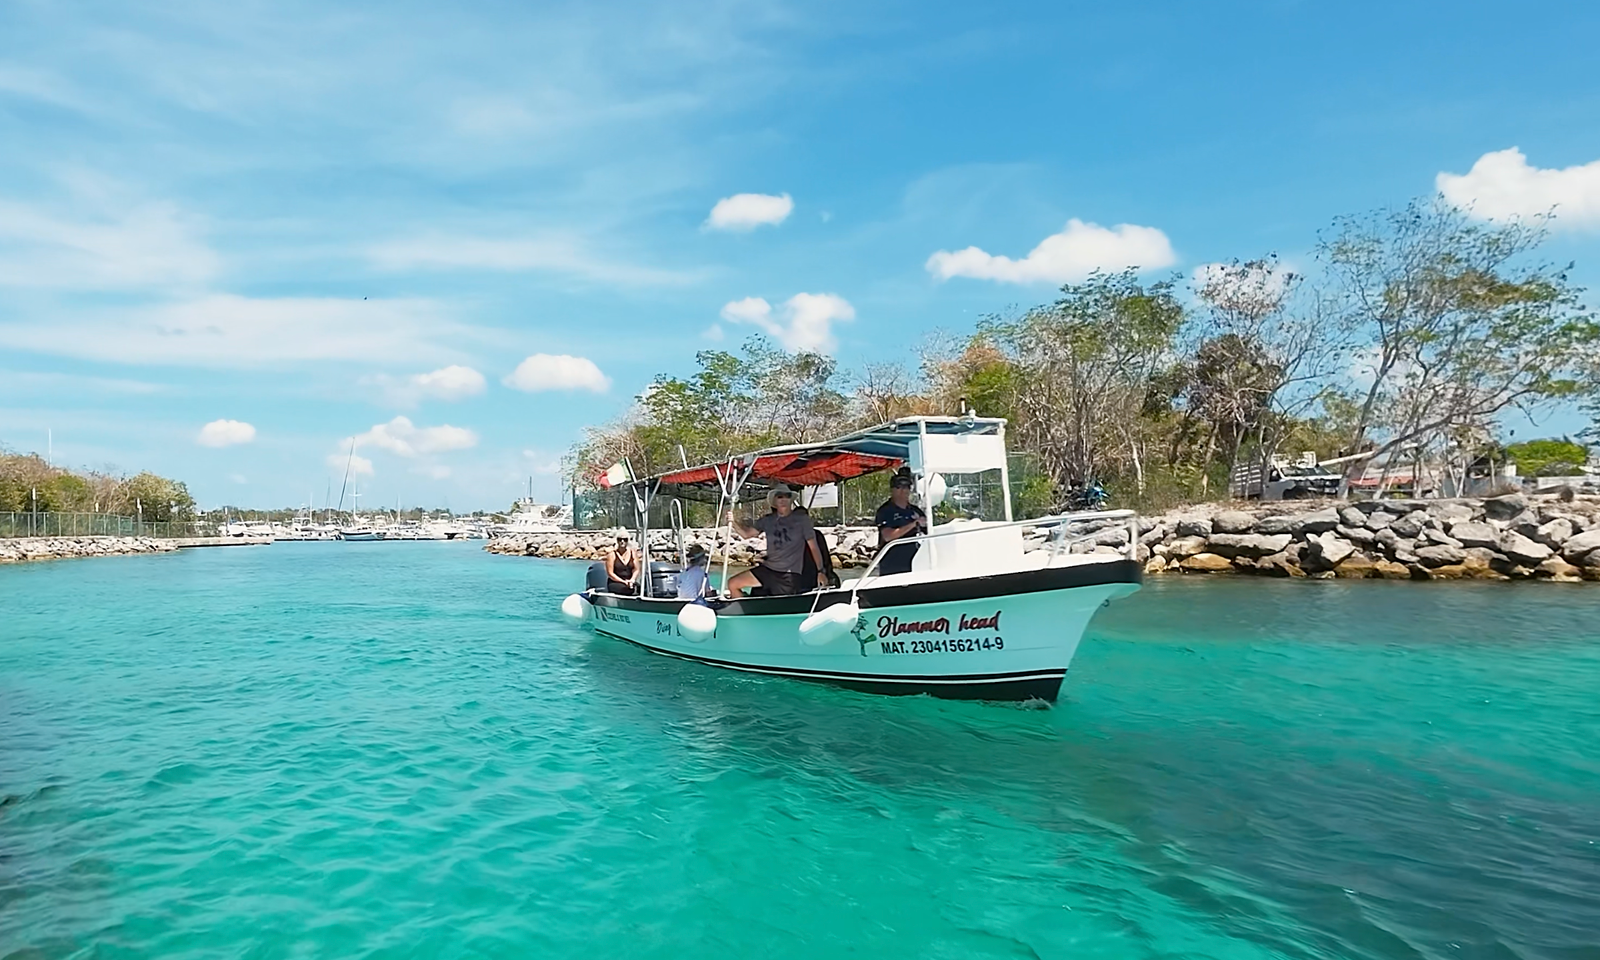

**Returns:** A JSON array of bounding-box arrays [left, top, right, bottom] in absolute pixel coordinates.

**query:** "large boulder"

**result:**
[[1252, 551, 1307, 577], [1415, 543, 1466, 567], [1294, 508, 1342, 534], [1205, 532, 1294, 558], [1335, 524, 1377, 545], [1308, 532, 1356, 566], [1338, 506, 1367, 528], [1383, 500, 1430, 514], [1430, 502, 1476, 522], [1139, 523, 1171, 545], [1365, 510, 1398, 530], [1373, 559, 1414, 580], [1482, 493, 1528, 520], [1560, 529, 1600, 562], [1167, 535, 1209, 558], [1421, 528, 1464, 548], [1334, 551, 1379, 578], [1498, 531, 1553, 566], [1212, 510, 1256, 534], [1535, 557, 1584, 582], [1093, 527, 1130, 546], [1179, 552, 1234, 573], [1253, 514, 1298, 535], [1175, 515, 1213, 538], [1535, 517, 1574, 549], [1388, 511, 1428, 539], [1449, 521, 1499, 550]]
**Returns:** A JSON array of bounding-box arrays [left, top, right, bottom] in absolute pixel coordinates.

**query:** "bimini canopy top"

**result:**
[[644, 416, 1008, 492]]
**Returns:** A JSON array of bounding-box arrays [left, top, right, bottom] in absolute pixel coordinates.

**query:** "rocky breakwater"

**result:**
[[1135, 493, 1600, 581], [486, 527, 886, 569], [0, 537, 180, 564]]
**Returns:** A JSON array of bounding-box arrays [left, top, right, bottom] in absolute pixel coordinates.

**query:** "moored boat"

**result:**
[[560, 416, 1140, 702]]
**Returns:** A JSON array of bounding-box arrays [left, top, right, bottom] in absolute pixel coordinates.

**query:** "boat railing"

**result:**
[[843, 509, 1139, 605]]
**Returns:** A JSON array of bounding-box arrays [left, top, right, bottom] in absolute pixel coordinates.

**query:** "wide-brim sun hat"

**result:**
[[766, 483, 795, 508]]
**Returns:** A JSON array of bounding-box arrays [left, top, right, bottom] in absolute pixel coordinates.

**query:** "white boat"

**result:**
[[560, 416, 1141, 702], [338, 520, 385, 541]]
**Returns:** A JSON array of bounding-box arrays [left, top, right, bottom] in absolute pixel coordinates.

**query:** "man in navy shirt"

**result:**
[[874, 470, 927, 575]]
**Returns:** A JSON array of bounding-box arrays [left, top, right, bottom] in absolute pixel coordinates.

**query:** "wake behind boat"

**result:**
[[561, 415, 1141, 701]]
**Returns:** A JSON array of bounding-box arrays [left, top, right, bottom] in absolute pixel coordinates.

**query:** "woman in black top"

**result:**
[[605, 535, 639, 594]]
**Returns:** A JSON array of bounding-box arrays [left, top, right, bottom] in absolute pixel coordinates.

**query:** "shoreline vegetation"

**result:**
[[486, 491, 1600, 583], [0, 450, 196, 521]]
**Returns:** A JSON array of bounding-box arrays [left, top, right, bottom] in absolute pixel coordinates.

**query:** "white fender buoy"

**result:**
[[799, 602, 859, 647], [677, 603, 717, 642], [561, 593, 593, 623]]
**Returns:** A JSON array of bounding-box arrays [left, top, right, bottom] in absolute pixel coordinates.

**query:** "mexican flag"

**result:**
[[596, 462, 631, 489]]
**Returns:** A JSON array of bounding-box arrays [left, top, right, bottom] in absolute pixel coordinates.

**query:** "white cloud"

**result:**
[[503, 354, 611, 393], [701, 323, 725, 342], [719, 293, 854, 353], [0, 295, 475, 368], [327, 452, 375, 477], [0, 194, 219, 291], [351, 416, 478, 458], [196, 418, 257, 448], [411, 464, 452, 480], [411, 365, 486, 400], [1437, 148, 1600, 228], [370, 234, 697, 286], [926, 219, 1177, 284], [705, 193, 793, 231]]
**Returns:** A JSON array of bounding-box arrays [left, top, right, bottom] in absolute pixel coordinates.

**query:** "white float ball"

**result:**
[[799, 602, 859, 647], [677, 603, 717, 641], [560, 593, 592, 623]]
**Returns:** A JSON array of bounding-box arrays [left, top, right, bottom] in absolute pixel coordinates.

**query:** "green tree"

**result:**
[[980, 270, 1186, 502], [1505, 438, 1589, 477], [1320, 198, 1600, 495], [110, 472, 197, 521]]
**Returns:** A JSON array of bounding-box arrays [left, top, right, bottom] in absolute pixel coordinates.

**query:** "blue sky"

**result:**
[[3, 0, 1599, 511]]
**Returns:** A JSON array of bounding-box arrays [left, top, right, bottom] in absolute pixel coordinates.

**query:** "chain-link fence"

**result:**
[[0, 513, 217, 539]]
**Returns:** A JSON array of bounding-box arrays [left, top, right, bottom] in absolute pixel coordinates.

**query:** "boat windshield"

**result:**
[[933, 467, 1009, 523]]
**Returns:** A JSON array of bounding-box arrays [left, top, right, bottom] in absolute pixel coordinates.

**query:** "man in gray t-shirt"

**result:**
[[725, 484, 826, 596]]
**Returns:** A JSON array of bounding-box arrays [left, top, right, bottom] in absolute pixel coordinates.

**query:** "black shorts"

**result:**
[[750, 565, 803, 596]]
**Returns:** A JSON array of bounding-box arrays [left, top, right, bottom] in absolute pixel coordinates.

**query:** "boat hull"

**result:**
[[339, 531, 385, 541], [581, 560, 1141, 701]]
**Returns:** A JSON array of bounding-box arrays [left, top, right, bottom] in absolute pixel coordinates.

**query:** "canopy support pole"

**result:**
[[631, 478, 660, 597], [713, 458, 755, 598]]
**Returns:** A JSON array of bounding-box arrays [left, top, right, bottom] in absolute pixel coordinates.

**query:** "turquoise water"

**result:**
[[3, 543, 1598, 960]]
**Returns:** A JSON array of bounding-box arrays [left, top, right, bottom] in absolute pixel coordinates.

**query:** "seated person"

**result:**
[[676, 543, 713, 603], [724, 484, 827, 597], [605, 534, 640, 594], [874, 469, 927, 576]]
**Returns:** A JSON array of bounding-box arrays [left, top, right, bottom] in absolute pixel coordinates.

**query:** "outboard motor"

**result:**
[[647, 561, 682, 598], [585, 562, 608, 591]]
